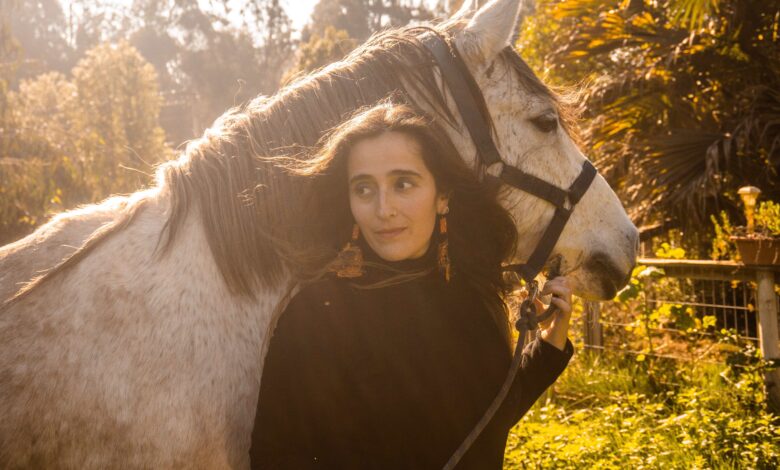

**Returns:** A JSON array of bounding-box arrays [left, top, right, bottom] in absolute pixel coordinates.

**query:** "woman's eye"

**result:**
[[395, 179, 414, 191], [353, 185, 373, 197]]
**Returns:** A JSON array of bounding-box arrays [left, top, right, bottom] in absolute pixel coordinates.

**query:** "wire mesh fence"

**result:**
[[646, 277, 760, 342], [582, 259, 779, 364]]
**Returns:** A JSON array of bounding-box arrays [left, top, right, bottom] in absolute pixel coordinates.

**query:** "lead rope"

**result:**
[[442, 279, 557, 470]]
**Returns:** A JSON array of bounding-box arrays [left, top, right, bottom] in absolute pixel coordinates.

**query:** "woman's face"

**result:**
[[347, 131, 449, 262]]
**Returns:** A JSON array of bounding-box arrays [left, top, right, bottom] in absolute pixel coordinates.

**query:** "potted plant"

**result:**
[[729, 198, 780, 265], [711, 187, 780, 265]]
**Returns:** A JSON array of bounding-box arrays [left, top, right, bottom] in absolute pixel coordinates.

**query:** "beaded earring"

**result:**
[[437, 207, 451, 283], [329, 223, 365, 278]]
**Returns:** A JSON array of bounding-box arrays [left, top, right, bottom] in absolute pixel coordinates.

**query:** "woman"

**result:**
[[249, 102, 574, 469]]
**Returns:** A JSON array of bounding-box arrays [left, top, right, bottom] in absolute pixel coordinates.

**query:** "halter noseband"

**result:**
[[421, 33, 597, 469]]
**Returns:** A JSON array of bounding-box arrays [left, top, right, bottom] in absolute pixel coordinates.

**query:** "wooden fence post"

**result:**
[[583, 301, 602, 353], [756, 269, 780, 411]]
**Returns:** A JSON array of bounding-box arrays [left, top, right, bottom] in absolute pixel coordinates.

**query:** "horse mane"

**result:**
[[155, 24, 480, 297], [5, 22, 573, 304]]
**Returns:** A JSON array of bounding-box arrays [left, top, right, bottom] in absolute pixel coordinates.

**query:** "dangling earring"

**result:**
[[438, 207, 451, 283], [329, 223, 364, 278]]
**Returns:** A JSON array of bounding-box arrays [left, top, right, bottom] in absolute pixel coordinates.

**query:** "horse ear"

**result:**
[[448, 0, 478, 22], [454, 0, 531, 62]]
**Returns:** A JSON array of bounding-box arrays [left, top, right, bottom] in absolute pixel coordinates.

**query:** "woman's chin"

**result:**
[[367, 242, 419, 262], [372, 248, 406, 262]]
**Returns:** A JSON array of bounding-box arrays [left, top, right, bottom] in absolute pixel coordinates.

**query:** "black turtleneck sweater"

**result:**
[[249, 238, 573, 469]]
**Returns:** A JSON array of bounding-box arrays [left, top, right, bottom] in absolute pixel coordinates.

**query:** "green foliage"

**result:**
[[755, 200, 780, 236], [283, 26, 358, 83], [305, 0, 433, 42], [669, 0, 721, 30], [0, 41, 170, 245], [709, 199, 780, 261], [615, 260, 725, 354], [522, 240, 780, 467], [654, 242, 686, 259], [5, 0, 297, 145], [518, 0, 780, 250], [1, 71, 83, 239], [69, 41, 169, 196], [613, 261, 717, 363], [710, 210, 738, 260], [504, 355, 780, 469], [505, 338, 780, 468]]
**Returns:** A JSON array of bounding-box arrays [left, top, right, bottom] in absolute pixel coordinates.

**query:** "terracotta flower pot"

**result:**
[[730, 236, 780, 265]]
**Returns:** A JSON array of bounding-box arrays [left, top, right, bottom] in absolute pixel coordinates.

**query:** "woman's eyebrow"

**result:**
[[388, 169, 423, 178], [349, 169, 423, 184]]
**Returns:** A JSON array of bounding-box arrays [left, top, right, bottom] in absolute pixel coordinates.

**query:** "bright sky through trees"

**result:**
[[280, 0, 319, 30], [59, 0, 438, 34], [58, 0, 354, 33]]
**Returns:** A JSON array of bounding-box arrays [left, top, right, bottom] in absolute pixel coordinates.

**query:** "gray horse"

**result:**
[[0, 0, 638, 467]]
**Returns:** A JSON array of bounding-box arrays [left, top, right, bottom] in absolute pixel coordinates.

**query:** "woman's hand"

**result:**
[[534, 277, 573, 352]]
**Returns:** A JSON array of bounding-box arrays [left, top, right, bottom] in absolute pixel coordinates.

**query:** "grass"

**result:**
[[502, 346, 780, 469]]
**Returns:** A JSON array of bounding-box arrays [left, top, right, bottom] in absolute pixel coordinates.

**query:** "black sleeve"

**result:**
[[495, 334, 574, 431]]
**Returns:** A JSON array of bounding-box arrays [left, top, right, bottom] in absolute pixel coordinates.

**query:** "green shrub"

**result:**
[[505, 344, 780, 469], [505, 258, 780, 468], [755, 201, 780, 237]]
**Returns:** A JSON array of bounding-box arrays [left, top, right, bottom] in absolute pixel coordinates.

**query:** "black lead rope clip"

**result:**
[[515, 279, 558, 335], [515, 280, 540, 333]]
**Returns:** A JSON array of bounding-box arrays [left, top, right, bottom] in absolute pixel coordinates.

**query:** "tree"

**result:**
[[2, 72, 81, 240], [283, 26, 358, 83], [6, 0, 74, 82], [125, 0, 295, 140], [518, 0, 780, 254], [70, 41, 169, 197], [304, 0, 434, 42], [0, 41, 171, 244]]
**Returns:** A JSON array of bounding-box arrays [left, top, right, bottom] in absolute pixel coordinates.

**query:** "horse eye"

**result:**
[[530, 114, 559, 133]]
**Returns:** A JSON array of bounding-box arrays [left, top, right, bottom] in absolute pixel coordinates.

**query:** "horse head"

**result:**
[[434, 0, 638, 300]]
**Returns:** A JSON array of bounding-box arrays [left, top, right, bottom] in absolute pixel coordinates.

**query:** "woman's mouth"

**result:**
[[375, 227, 406, 238]]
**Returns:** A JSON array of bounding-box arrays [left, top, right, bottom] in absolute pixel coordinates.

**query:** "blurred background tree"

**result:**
[[282, 25, 359, 83], [1, 40, 170, 244], [289, 1, 434, 81], [304, 0, 434, 42], [69, 41, 168, 197], [518, 0, 780, 256]]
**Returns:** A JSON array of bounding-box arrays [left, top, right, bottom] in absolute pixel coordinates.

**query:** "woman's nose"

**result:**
[[376, 189, 397, 219]]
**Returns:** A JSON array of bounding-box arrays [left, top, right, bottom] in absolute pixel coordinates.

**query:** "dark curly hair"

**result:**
[[264, 100, 519, 346]]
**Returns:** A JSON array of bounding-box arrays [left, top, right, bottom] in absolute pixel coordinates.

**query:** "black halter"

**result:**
[[421, 33, 597, 469]]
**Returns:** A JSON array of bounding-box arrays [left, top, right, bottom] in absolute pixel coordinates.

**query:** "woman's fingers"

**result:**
[[550, 296, 572, 315], [541, 277, 572, 299], [538, 277, 573, 317], [520, 277, 573, 327]]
